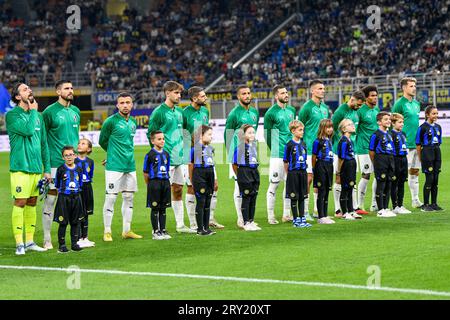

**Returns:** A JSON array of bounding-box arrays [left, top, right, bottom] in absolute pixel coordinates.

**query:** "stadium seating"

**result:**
[[84, 0, 297, 91], [225, 0, 450, 87], [0, 0, 103, 88]]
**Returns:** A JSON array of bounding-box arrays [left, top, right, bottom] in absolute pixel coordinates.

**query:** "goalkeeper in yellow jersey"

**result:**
[[6, 83, 51, 255]]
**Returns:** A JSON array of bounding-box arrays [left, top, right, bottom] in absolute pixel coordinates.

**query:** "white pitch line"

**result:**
[[0, 265, 449, 298]]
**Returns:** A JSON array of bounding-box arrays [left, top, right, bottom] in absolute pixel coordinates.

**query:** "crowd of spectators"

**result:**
[[1, 0, 449, 93], [0, 0, 104, 89], [85, 0, 297, 91], [224, 0, 450, 88]]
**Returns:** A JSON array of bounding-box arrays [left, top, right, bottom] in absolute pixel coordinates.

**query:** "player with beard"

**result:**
[[224, 86, 259, 228], [331, 90, 367, 217], [41, 80, 80, 250], [6, 83, 51, 255], [392, 77, 423, 209], [264, 85, 296, 224], [183, 86, 224, 230], [356, 85, 380, 212], [100, 92, 142, 241]]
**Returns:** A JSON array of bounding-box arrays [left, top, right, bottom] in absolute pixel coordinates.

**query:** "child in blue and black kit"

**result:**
[[144, 130, 171, 240], [75, 138, 95, 248], [369, 111, 396, 218], [416, 105, 443, 212], [54, 146, 84, 253], [284, 120, 311, 228], [312, 119, 335, 224], [336, 119, 360, 220], [390, 113, 411, 214], [233, 124, 261, 231], [189, 125, 216, 236]]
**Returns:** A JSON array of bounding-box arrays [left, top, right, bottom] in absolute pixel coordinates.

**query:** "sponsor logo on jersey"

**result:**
[[16, 186, 22, 193]]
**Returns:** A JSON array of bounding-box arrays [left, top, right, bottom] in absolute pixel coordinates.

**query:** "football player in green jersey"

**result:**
[[356, 85, 380, 212], [100, 93, 142, 241], [183, 87, 224, 230], [297, 80, 331, 221], [392, 77, 423, 208], [264, 85, 296, 224], [148, 81, 196, 233], [7, 83, 51, 255], [41, 80, 80, 250], [331, 90, 366, 217], [224, 86, 259, 228]]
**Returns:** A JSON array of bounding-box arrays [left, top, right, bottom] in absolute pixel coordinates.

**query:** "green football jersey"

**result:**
[[331, 103, 359, 153], [183, 105, 209, 135], [147, 103, 184, 166], [392, 96, 420, 149], [42, 101, 80, 168], [355, 104, 380, 155], [264, 103, 296, 158], [224, 104, 259, 162], [297, 99, 331, 154], [99, 113, 137, 172], [6, 107, 50, 174]]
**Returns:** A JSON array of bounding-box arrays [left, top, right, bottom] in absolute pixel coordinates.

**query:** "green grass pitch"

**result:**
[[0, 140, 449, 300]]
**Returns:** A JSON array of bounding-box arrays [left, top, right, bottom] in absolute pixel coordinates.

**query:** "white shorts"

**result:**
[[49, 167, 58, 189], [357, 154, 374, 174], [269, 158, 286, 183], [182, 164, 192, 186], [170, 165, 186, 186], [306, 157, 313, 174], [407, 149, 420, 169], [105, 171, 138, 194]]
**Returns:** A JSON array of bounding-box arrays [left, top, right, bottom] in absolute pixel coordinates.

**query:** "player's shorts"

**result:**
[[54, 193, 83, 225], [394, 156, 408, 183], [421, 145, 442, 174], [49, 167, 58, 189], [170, 165, 185, 186], [407, 149, 421, 169], [306, 157, 313, 174], [182, 164, 192, 186], [357, 154, 374, 174], [193, 167, 215, 198], [80, 182, 94, 216], [286, 169, 308, 200], [313, 160, 333, 190], [147, 179, 171, 209], [105, 171, 138, 194], [10, 172, 41, 199], [237, 166, 260, 197], [373, 154, 395, 181], [340, 159, 357, 189], [268, 158, 286, 183]]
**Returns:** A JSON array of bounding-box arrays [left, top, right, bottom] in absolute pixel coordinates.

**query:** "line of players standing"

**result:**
[[6, 78, 443, 254]]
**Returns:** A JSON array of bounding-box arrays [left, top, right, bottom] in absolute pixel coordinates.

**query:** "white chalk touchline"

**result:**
[[0, 264, 449, 298]]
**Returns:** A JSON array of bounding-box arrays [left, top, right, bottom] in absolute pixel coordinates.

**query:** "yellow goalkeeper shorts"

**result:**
[[10, 172, 41, 199]]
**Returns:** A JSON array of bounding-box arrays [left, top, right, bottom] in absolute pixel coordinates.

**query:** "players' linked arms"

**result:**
[[143, 172, 149, 185], [102, 159, 106, 166], [369, 151, 375, 163]]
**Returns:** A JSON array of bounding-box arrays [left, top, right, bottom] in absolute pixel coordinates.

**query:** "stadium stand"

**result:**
[[224, 0, 450, 88], [84, 0, 297, 91], [0, 0, 104, 89]]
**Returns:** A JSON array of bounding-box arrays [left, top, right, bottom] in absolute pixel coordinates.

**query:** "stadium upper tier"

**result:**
[[0, 0, 449, 91]]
